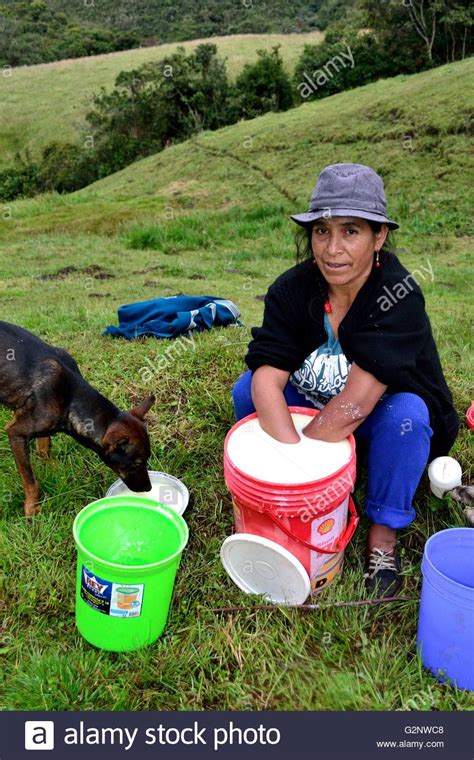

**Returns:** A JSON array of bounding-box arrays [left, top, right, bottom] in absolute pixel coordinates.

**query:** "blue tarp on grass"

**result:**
[[103, 295, 242, 340]]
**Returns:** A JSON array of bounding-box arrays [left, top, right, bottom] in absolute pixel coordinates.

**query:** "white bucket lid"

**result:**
[[220, 533, 310, 605]]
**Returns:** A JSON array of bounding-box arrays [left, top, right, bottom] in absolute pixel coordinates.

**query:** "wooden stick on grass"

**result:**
[[212, 596, 417, 613]]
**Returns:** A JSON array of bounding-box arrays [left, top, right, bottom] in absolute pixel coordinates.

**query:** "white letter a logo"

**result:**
[[24, 721, 55, 750]]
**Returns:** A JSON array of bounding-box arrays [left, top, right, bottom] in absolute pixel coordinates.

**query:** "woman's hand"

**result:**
[[251, 365, 300, 443], [303, 362, 387, 442]]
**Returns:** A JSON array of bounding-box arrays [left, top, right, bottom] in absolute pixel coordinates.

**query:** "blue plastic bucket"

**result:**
[[417, 528, 474, 691]]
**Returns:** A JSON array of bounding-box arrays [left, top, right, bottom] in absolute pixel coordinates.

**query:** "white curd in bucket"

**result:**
[[227, 413, 352, 484]]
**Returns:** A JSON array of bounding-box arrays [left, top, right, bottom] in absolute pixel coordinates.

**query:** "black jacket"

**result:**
[[245, 253, 459, 460]]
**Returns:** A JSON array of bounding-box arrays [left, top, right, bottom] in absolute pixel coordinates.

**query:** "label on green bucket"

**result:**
[[81, 566, 144, 618]]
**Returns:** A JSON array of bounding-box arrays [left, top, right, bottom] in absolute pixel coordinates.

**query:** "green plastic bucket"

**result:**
[[73, 495, 189, 652]]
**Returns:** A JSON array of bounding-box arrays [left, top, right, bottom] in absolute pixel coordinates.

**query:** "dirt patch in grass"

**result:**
[[36, 265, 115, 281]]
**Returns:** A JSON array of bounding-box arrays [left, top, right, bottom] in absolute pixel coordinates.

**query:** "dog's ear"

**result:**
[[102, 422, 130, 454], [130, 395, 155, 420]]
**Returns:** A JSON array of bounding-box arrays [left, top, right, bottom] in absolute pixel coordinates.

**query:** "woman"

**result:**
[[232, 163, 459, 597]]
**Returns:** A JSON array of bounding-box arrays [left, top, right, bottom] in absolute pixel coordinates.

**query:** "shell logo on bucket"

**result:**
[[309, 496, 348, 589], [311, 553, 344, 592], [317, 518, 335, 536]]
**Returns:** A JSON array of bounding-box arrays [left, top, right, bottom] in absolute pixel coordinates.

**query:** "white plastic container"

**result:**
[[106, 471, 189, 516], [428, 457, 462, 499]]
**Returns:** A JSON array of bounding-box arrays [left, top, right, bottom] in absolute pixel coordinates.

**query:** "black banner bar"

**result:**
[[2, 710, 472, 759]]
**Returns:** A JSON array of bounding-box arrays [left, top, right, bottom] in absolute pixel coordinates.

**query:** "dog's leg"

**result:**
[[36, 437, 51, 458], [6, 421, 40, 517]]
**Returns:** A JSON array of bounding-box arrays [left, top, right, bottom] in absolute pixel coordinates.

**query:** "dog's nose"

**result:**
[[123, 468, 152, 493]]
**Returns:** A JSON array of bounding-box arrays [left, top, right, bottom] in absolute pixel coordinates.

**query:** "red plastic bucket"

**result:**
[[224, 407, 359, 593]]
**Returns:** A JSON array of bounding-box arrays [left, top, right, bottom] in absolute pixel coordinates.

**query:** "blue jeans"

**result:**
[[231, 370, 433, 529]]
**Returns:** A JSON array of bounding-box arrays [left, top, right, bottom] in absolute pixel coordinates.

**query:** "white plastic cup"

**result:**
[[428, 456, 462, 499]]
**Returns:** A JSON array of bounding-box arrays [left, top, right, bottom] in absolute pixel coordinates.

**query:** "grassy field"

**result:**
[[0, 58, 473, 711], [0, 31, 323, 169]]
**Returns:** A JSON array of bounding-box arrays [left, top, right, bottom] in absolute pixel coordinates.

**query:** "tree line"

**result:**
[[0, 0, 339, 66], [1, 1, 470, 68]]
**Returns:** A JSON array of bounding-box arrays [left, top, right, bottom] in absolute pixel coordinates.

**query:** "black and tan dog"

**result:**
[[0, 320, 154, 516]]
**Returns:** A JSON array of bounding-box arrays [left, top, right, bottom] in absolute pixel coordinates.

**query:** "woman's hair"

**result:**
[[295, 221, 395, 263]]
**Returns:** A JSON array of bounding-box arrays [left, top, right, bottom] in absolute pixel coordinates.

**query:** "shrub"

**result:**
[[314, 0, 357, 31], [231, 46, 294, 119], [0, 155, 41, 201], [37, 141, 97, 193], [84, 43, 233, 174], [60, 26, 115, 58], [0, 142, 99, 201], [294, 30, 422, 103]]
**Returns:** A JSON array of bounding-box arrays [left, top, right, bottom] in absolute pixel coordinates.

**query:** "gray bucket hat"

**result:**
[[290, 163, 399, 230]]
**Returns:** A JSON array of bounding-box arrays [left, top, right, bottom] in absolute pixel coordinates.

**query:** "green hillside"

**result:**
[[3, 58, 472, 238], [0, 59, 472, 712], [0, 31, 322, 168]]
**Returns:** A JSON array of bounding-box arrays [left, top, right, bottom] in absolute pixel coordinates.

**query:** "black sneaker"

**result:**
[[364, 547, 402, 598]]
